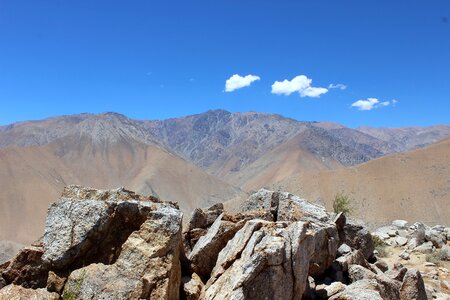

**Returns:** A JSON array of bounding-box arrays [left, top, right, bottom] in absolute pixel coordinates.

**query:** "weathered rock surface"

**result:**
[[205, 220, 315, 300], [400, 269, 427, 300], [2, 186, 444, 300], [63, 205, 182, 299], [0, 284, 59, 300]]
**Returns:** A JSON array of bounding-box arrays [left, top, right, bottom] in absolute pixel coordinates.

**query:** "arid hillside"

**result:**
[[0, 121, 244, 244], [272, 137, 450, 227]]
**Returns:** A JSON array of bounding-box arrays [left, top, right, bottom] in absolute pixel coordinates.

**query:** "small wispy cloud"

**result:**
[[328, 83, 347, 90], [351, 98, 397, 111], [225, 74, 260, 92], [271, 75, 328, 98]]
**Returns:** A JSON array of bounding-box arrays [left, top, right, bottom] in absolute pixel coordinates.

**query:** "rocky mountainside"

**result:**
[[0, 114, 244, 244], [357, 125, 450, 152], [0, 110, 449, 245], [143, 110, 388, 177], [272, 137, 450, 228], [1, 186, 448, 299]]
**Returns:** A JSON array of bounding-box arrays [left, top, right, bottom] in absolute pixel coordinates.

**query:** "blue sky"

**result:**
[[0, 0, 449, 127]]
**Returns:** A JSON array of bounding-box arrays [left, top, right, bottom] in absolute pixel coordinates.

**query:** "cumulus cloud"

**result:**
[[328, 83, 347, 90], [225, 74, 260, 92], [271, 75, 328, 98], [351, 98, 397, 111]]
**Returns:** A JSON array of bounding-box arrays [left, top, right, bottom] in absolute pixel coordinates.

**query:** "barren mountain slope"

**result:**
[[144, 110, 385, 178], [272, 137, 450, 227], [0, 135, 244, 245], [357, 124, 450, 152]]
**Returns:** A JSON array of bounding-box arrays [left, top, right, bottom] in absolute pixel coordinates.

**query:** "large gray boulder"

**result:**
[[205, 220, 316, 300], [63, 204, 183, 299], [43, 185, 170, 270]]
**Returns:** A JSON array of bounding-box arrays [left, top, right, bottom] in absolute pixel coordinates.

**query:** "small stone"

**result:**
[[396, 236, 408, 247], [337, 243, 352, 256], [392, 220, 408, 228], [374, 260, 389, 273], [399, 250, 410, 260], [46, 271, 66, 294]]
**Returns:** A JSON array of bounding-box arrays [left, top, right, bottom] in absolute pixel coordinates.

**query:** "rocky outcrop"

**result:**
[[1, 187, 443, 300], [0, 284, 59, 300]]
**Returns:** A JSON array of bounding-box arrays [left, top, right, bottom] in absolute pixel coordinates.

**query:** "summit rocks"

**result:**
[[1, 186, 446, 299]]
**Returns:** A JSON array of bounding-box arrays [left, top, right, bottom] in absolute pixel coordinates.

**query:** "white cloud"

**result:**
[[271, 75, 328, 98], [225, 74, 260, 92], [351, 98, 397, 111], [328, 83, 347, 90]]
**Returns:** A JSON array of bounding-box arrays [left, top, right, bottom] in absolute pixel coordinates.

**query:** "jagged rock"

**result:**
[[46, 271, 66, 294], [343, 219, 375, 260], [63, 203, 183, 299], [400, 269, 427, 300], [43, 185, 168, 270], [413, 241, 434, 253], [240, 189, 330, 222], [1, 245, 48, 289], [182, 273, 204, 300], [392, 220, 408, 229], [189, 213, 244, 278], [188, 208, 208, 231], [335, 249, 368, 272], [425, 229, 446, 248], [349, 265, 377, 281], [205, 220, 315, 300], [0, 284, 59, 300]]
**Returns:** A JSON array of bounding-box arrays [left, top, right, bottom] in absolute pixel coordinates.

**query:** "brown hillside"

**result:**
[[272, 137, 450, 227], [0, 137, 244, 244]]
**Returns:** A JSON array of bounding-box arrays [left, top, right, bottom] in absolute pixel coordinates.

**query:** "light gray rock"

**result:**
[[0, 284, 59, 300], [349, 265, 377, 282], [43, 185, 165, 269], [329, 279, 384, 300], [63, 203, 183, 300], [395, 236, 408, 247], [205, 220, 316, 300], [189, 213, 244, 278], [182, 273, 204, 300], [441, 244, 450, 261], [337, 243, 352, 256], [240, 189, 330, 223], [316, 282, 346, 298], [399, 250, 410, 260], [425, 229, 446, 248], [400, 269, 427, 300], [392, 220, 408, 229], [413, 241, 434, 254]]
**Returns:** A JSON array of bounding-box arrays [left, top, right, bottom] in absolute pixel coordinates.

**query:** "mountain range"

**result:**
[[0, 109, 449, 244]]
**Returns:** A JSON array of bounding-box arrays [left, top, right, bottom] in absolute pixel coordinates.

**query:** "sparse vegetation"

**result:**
[[426, 249, 447, 266], [63, 270, 86, 300], [372, 235, 388, 257], [333, 192, 352, 214]]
